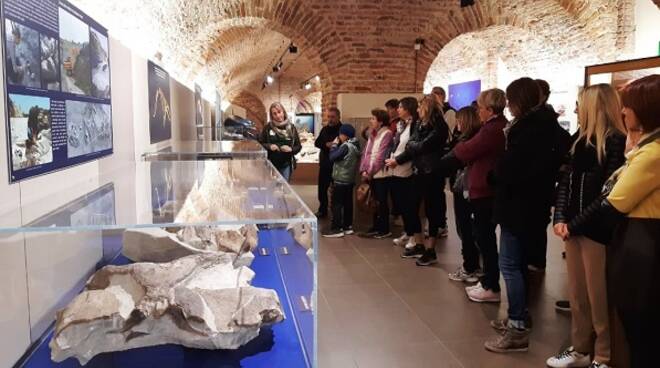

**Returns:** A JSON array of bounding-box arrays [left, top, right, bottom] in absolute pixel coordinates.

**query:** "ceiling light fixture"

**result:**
[[265, 75, 274, 84], [289, 43, 298, 54], [304, 82, 312, 90], [314, 75, 321, 82]]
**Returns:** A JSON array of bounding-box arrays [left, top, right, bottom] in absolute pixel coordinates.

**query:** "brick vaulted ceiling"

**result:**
[[72, 0, 634, 113]]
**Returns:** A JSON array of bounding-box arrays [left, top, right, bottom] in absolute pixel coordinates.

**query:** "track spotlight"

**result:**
[[272, 60, 283, 72], [314, 75, 321, 82], [289, 43, 298, 54], [265, 75, 274, 84], [304, 82, 312, 90], [460, 0, 475, 7]]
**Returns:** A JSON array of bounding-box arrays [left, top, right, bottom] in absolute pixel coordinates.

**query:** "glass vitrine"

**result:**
[[1, 160, 317, 368]]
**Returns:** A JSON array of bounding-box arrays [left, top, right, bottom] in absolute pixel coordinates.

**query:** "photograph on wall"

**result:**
[[148, 61, 172, 144], [7, 93, 53, 170], [89, 27, 110, 99], [195, 84, 203, 127], [59, 7, 92, 95], [2, 0, 113, 183], [40, 34, 60, 91], [4, 19, 41, 88], [294, 114, 315, 135], [66, 100, 112, 158]]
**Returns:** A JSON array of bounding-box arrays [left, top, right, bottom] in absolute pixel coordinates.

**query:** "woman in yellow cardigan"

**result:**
[[566, 74, 660, 367]]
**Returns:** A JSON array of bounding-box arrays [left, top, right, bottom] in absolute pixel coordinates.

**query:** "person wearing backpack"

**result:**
[[259, 102, 301, 181]]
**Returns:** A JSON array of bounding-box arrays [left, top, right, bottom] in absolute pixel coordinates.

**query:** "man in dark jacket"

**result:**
[[314, 108, 342, 218]]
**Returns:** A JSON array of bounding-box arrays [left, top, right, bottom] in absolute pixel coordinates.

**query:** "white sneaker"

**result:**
[[403, 237, 417, 249], [546, 346, 591, 368], [393, 234, 409, 247], [465, 282, 482, 292], [466, 285, 501, 303], [448, 267, 479, 282]]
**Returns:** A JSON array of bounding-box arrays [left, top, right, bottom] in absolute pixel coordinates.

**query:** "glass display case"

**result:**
[[1, 159, 317, 368], [142, 140, 267, 161], [585, 56, 660, 88]]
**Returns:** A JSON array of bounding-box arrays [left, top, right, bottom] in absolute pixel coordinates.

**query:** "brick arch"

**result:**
[[169, 1, 348, 112], [654, 0, 660, 9], [418, 0, 627, 91], [231, 91, 267, 130]]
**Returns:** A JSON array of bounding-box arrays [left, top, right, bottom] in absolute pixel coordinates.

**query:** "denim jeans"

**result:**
[[499, 226, 529, 326], [278, 165, 293, 182]]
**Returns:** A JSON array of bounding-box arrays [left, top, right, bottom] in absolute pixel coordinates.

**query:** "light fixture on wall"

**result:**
[[300, 74, 321, 91], [460, 0, 475, 7], [289, 42, 298, 54]]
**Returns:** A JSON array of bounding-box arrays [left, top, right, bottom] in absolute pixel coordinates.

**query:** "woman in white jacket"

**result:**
[[359, 109, 394, 238]]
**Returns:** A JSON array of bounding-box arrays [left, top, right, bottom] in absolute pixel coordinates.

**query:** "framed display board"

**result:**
[[448, 79, 481, 110], [584, 56, 660, 88], [293, 113, 314, 135], [2, 0, 113, 183], [194, 83, 203, 127], [148, 60, 171, 144]]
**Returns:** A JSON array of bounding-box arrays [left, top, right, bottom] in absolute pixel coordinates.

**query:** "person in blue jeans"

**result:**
[[322, 124, 361, 238], [485, 77, 569, 353]]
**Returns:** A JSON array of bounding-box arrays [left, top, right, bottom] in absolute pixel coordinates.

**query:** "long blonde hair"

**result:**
[[418, 94, 441, 125], [572, 84, 625, 163]]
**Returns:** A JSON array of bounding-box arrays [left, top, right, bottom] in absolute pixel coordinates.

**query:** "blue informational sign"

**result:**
[[448, 79, 481, 110], [2, 0, 113, 183], [147, 60, 171, 144]]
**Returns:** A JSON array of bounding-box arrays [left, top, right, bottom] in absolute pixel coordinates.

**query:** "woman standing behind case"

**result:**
[[259, 102, 302, 181]]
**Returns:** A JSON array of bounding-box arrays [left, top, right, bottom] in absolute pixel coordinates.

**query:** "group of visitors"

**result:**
[[259, 75, 660, 368]]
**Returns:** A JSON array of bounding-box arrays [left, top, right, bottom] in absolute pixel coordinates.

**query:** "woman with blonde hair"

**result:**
[[547, 84, 626, 368], [386, 94, 449, 265], [259, 102, 301, 181]]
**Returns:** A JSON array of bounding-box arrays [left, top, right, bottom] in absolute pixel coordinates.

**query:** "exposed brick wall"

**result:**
[[74, 0, 636, 121], [231, 91, 267, 129]]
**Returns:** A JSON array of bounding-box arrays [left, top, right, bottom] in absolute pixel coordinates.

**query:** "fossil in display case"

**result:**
[[50, 254, 285, 364], [122, 225, 258, 266]]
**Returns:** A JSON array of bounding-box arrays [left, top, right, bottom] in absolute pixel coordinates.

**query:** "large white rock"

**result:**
[[50, 254, 284, 365], [122, 225, 258, 266]]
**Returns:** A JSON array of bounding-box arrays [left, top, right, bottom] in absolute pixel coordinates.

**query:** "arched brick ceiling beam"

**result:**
[[424, 25, 570, 92], [418, 0, 627, 91], [231, 91, 267, 129]]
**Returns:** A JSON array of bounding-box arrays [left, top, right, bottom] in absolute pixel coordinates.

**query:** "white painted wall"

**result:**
[[634, 0, 660, 58], [336, 93, 424, 121]]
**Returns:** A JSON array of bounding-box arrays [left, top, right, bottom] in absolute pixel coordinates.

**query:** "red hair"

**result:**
[[620, 74, 660, 132]]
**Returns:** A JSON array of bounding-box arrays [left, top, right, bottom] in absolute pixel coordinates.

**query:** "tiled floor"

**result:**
[[293, 185, 572, 368]]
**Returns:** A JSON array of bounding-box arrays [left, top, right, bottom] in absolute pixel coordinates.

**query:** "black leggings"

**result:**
[[415, 172, 446, 237], [372, 177, 391, 233], [390, 176, 421, 236], [453, 191, 480, 273]]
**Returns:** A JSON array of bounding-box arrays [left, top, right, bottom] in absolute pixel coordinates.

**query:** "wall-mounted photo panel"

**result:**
[[147, 60, 172, 144], [194, 83, 203, 127], [2, 0, 113, 183]]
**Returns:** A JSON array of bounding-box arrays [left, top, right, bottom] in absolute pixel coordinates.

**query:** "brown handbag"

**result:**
[[356, 182, 378, 211]]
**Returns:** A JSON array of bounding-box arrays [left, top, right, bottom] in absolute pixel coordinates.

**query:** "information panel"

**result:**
[[194, 83, 203, 127], [2, 0, 113, 183], [148, 60, 171, 144]]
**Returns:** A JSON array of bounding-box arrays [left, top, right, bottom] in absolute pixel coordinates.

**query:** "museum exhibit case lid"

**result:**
[[0, 159, 312, 232], [141, 140, 267, 162], [2, 159, 317, 368]]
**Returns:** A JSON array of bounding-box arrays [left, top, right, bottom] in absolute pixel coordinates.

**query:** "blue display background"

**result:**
[[19, 229, 313, 368], [2, 0, 113, 183], [448, 79, 481, 110]]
